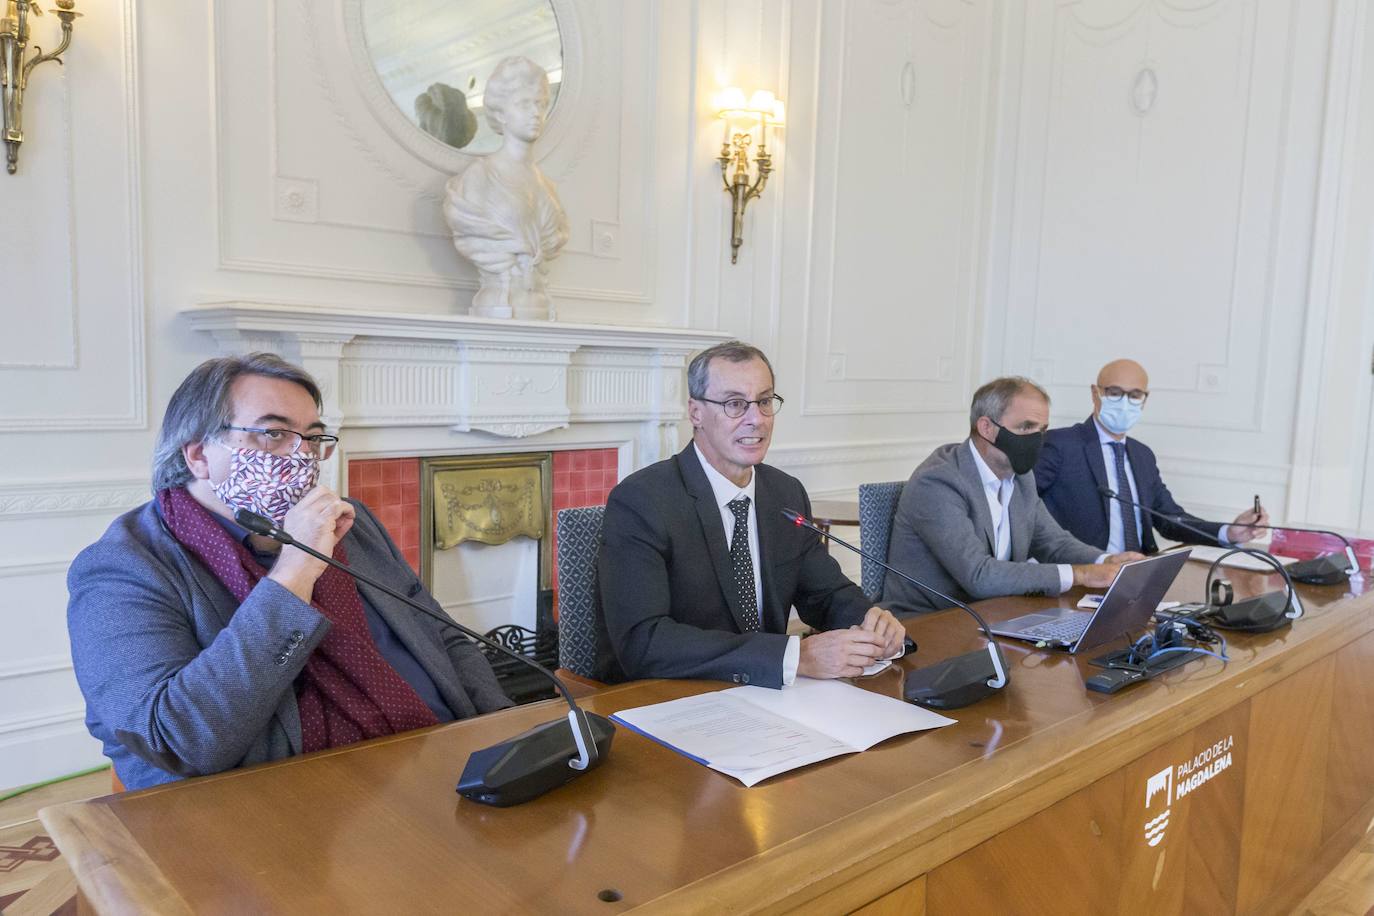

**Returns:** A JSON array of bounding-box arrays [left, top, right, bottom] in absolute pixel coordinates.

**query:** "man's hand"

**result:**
[[860, 606, 906, 658], [797, 629, 888, 680], [1072, 562, 1124, 589], [268, 486, 357, 602], [1105, 551, 1147, 565], [1226, 506, 1269, 544]]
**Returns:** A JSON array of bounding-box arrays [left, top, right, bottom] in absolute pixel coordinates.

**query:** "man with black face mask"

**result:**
[[882, 377, 1144, 613]]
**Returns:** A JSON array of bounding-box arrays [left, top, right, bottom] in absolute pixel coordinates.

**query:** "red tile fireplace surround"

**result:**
[[347, 448, 619, 591]]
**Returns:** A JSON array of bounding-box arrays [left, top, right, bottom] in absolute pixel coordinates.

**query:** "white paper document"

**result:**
[[610, 678, 955, 787], [1183, 544, 1298, 572]]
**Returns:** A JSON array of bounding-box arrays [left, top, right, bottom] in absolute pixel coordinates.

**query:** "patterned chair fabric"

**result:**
[[857, 481, 905, 601], [556, 506, 606, 678]]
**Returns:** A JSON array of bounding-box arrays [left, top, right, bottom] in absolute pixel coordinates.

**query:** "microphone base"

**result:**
[[903, 649, 1003, 710], [457, 712, 616, 807], [1206, 591, 1292, 633], [1285, 553, 1352, 586]]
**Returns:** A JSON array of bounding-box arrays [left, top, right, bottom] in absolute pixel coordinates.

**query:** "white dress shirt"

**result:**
[[967, 441, 1076, 594], [1095, 419, 1144, 554], [694, 443, 801, 684]]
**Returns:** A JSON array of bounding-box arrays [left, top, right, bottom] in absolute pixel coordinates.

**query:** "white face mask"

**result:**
[[211, 446, 319, 525], [1098, 398, 1143, 436]]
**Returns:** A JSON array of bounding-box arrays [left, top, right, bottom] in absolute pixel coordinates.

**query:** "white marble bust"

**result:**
[[443, 56, 570, 320]]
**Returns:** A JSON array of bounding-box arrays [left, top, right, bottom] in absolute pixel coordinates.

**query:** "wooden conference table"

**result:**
[[43, 562, 1374, 915]]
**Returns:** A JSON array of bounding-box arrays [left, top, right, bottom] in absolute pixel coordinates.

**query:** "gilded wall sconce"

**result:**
[[2, 0, 81, 175], [714, 87, 784, 264]]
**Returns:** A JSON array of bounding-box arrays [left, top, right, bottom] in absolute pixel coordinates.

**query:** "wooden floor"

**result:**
[[2, 770, 1373, 915]]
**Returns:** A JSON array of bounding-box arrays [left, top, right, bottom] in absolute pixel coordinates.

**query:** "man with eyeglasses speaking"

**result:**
[[1035, 358, 1268, 554], [594, 341, 905, 688], [67, 354, 511, 790]]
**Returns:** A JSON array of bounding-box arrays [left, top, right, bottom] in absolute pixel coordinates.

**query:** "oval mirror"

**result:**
[[361, 0, 563, 155]]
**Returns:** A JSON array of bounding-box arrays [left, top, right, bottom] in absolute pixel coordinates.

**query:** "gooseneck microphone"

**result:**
[[1094, 485, 1359, 584], [1206, 520, 1357, 586], [234, 508, 614, 807], [1096, 488, 1301, 632], [781, 508, 1007, 709]]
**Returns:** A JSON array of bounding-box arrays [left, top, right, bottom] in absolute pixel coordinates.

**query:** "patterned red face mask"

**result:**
[[211, 446, 320, 525]]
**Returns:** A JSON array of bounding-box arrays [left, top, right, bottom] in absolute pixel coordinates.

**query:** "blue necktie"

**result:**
[[1110, 442, 1142, 553]]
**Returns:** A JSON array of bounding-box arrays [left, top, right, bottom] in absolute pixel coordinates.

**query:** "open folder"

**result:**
[[610, 678, 955, 787]]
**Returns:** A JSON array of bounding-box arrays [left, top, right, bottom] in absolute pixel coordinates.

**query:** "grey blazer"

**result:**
[[882, 441, 1102, 612], [68, 498, 512, 791]]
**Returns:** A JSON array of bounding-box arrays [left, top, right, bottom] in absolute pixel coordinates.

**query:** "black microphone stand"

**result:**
[[1097, 488, 1301, 632], [1208, 522, 1358, 585], [781, 508, 1008, 709], [234, 508, 614, 806]]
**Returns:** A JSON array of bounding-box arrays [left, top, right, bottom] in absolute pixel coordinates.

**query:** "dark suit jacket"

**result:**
[[594, 445, 871, 688], [1035, 416, 1224, 553]]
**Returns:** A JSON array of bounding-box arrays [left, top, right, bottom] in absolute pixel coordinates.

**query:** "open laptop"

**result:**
[[989, 550, 1191, 654]]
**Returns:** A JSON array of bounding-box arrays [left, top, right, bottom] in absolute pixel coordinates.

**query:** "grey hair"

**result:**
[[687, 341, 776, 400], [968, 376, 1050, 434], [482, 56, 550, 134], [150, 353, 323, 492]]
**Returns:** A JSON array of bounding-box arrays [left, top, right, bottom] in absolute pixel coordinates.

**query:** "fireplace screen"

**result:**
[[431, 463, 544, 550]]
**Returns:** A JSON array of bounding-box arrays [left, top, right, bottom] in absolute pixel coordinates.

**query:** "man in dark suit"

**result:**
[[596, 342, 905, 688], [1035, 358, 1267, 554]]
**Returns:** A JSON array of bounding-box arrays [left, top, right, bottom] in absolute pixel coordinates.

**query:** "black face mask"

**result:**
[[984, 421, 1045, 475]]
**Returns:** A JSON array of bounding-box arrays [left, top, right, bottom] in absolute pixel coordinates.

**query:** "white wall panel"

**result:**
[[0, 0, 145, 430], [986, 0, 1334, 522], [799, 0, 994, 420], [0, 0, 146, 789]]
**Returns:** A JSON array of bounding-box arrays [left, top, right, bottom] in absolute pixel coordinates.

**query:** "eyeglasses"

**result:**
[[1097, 385, 1149, 406], [695, 394, 785, 419], [220, 425, 339, 460]]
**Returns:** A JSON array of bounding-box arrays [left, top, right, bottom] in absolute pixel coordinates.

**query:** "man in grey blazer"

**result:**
[[883, 376, 1144, 613], [68, 354, 511, 791]]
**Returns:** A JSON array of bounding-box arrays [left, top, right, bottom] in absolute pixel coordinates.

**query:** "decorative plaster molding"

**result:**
[[0, 558, 72, 579], [1131, 67, 1159, 115], [766, 439, 945, 471], [0, 477, 147, 519], [188, 301, 728, 450], [186, 301, 730, 352], [0, 705, 87, 737], [0, 654, 73, 682], [1154, 454, 1291, 488], [462, 420, 569, 439], [274, 176, 320, 223]]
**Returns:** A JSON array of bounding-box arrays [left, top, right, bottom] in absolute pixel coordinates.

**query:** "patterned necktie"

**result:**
[[726, 496, 761, 632], [1110, 442, 1142, 553]]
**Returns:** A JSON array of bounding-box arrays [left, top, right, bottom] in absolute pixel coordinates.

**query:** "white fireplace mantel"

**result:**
[[183, 301, 733, 468]]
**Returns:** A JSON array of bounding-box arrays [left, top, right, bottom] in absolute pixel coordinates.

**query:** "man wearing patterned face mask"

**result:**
[[883, 377, 1144, 613], [1035, 358, 1268, 554], [67, 353, 511, 791]]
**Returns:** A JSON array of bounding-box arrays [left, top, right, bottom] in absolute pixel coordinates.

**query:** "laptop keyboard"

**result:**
[[1020, 615, 1091, 644]]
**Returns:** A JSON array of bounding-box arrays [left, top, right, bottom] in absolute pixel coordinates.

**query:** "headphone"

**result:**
[[1123, 615, 1224, 669], [1209, 578, 1234, 607]]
